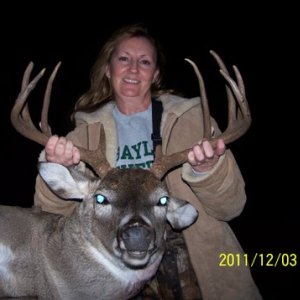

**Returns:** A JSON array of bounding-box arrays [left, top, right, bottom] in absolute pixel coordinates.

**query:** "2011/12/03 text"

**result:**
[[219, 253, 297, 267]]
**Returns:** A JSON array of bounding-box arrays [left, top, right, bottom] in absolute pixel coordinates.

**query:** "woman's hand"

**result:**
[[188, 139, 225, 173], [45, 135, 80, 166]]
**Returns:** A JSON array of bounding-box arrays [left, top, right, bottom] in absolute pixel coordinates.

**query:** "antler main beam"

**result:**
[[10, 62, 111, 178], [150, 51, 251, 179]]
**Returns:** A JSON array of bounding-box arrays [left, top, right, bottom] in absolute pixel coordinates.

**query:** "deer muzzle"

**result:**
[[117, 218, 156, 268]]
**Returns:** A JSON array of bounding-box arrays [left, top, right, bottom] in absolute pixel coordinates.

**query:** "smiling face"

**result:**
[[106, 37, 159, 108]]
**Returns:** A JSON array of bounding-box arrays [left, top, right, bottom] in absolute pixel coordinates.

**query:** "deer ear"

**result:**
[[166, 197, 198, 230], [38, 162, 89, 200]]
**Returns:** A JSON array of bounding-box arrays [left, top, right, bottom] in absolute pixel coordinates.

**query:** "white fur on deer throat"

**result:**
[[0, 243, 16, 283], [86, 241, 160, 283]]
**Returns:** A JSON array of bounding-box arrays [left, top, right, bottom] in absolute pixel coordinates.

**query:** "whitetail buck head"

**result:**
[[2, 50, 251, 299]]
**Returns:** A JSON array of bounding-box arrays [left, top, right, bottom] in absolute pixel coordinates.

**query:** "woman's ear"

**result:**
[[105, 65, 111, 79], [152, 69, 159, 83]]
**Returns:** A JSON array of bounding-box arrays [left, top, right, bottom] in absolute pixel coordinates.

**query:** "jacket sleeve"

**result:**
[[182, 151, 246, 221], [165, 103, 246, 221]]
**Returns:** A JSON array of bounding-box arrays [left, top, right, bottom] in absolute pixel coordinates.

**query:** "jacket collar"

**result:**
[[74, 95, 200, 165]]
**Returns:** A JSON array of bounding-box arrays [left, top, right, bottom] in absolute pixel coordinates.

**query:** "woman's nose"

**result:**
[[129, 60, 138, 73]]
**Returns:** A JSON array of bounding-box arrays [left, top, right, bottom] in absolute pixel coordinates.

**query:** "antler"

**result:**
[[10, 62, 111, 178], [150, 50, 251, 179]]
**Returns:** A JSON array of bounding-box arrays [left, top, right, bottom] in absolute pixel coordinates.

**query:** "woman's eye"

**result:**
[[118, 56, 129, 62], [158, 196, 169, 206], [140, 59, 151, 66], [95, 194, 109, 205]]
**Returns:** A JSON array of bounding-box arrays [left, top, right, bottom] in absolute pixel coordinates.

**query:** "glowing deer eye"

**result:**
[[95, 194, 109, 205], [158, 196, 169, 206]]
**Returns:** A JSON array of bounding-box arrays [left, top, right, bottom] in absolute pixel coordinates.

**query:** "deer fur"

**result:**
[[0, 162, 198, 300]]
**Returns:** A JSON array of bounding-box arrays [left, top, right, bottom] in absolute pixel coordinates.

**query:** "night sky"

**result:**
[[1, 3, 298, 299]]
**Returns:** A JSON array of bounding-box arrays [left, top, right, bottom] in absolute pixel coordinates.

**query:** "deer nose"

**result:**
[[119, 219, 154, 252]]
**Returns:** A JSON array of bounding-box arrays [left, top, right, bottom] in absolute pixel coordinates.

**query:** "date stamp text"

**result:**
[[219, 253, 298, 267]]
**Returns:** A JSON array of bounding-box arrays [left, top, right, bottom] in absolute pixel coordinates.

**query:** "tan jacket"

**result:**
[[34, 94, 262, 300]]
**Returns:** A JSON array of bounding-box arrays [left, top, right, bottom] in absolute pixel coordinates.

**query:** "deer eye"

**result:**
[[95, 194, 109, 205], [158, 196, 169, 206]]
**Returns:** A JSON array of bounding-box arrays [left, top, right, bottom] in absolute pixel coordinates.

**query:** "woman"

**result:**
[[34, 24, 261, 299]]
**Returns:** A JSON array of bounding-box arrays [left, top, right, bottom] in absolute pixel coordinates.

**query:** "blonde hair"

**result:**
[[72, 24, 168, 119]]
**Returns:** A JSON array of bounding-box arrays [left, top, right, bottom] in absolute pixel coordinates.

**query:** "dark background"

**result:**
[[1, 3, 298, 299]]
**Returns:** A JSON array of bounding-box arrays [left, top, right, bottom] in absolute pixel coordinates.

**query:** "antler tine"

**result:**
[[216, 50, 251, 141], [184, 58, 211, 139], [211, 50, 246, 98], [79, 125, 112, 177], [209, 50, 237, 126], [40, 62, 62, 136], [10, 62, 48, 145], [218, 68, 251, 142], [11, 63, 111, 178], [150, 51, 251, 180], [232, 65, 249, 117], [20, 62, 36, 129], [210, 50, 251, 133]]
